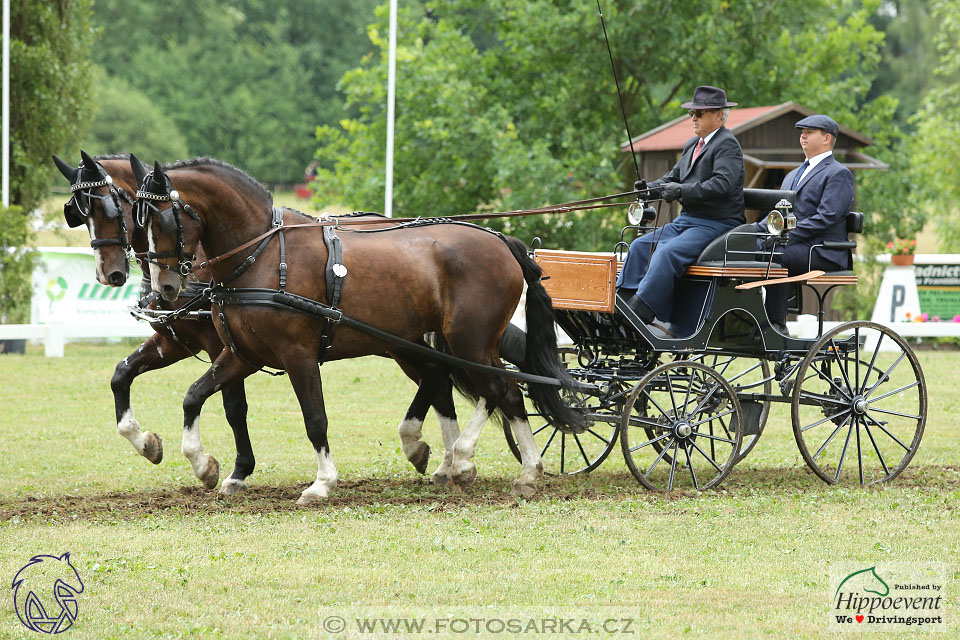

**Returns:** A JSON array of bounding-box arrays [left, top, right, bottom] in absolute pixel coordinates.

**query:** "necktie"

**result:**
[[691, 138, 705, 165], [791, 159, 810, 190]]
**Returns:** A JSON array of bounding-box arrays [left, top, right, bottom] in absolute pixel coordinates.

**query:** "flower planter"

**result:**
[[891, 254, 915, 266]]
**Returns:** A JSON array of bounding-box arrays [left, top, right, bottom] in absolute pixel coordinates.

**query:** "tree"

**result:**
[[315, 0, 892, 250], [1, 0, 96, 322], [911, 0, 960, 250], [89, 0, 378, 183], [79, 71, 189, 164]]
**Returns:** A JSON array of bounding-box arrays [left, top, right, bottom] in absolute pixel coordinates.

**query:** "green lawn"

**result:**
[[0, 344, 957, 639]]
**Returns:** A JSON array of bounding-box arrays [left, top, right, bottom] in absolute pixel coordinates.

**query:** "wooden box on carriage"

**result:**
[[534, 249, 617, 313]]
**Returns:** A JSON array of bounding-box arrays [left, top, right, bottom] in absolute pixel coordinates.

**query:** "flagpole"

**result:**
[[2, 0, 11, 207], [384, 0, 397, 217]]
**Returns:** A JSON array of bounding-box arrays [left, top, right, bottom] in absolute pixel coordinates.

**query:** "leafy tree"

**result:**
[[2, 0, 96, 322], [79, 71, 189, 164], [90, 0, 378, 183], [315, 0, 892, 250], [911, 0, 960, 250]]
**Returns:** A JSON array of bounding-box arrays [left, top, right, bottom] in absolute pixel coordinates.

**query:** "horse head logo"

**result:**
[[11, 553, 84, 634], [835, 566, 890, 599]]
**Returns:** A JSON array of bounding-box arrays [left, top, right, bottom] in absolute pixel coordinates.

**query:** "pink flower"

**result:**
[[954, 315, 960, 323], [933, 316, 941, 322], [921, 313, 929, 322]]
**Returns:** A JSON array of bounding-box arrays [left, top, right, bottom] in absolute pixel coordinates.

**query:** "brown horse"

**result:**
[[136, 157, 580, 503], [54, 152, 475, 494]]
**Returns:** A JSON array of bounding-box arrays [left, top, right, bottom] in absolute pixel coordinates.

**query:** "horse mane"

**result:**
[[94, 153, 131, 161], [164, 157, 273, 205]]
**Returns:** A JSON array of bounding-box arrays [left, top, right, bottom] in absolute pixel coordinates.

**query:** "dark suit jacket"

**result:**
[[650, 126, 745, 221], [755, 154, 855, 269]]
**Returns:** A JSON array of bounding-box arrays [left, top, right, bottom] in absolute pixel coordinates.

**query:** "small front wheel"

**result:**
[[620, 360, 743, 491]]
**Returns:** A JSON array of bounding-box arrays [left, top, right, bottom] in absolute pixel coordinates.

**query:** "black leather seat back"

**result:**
[[696, 223, 761, 263], [847, 211, 863, 234], [743, 188, 796, 211]]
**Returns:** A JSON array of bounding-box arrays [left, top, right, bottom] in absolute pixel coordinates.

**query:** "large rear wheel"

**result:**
[[791, 321, 926, 484]]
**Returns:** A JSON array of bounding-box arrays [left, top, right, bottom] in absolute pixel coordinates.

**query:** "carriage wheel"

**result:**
[[682, 354, 771, 464], [503, 348, 620, 475], [620, 360, 743, 491], [791, 321, 926, 485]]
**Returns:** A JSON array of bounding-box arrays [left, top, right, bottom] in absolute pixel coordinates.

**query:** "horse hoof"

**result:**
[[511, 481, 536, 499], [431, 472, 451, 487], [451, 465, 477, 489], [407, 442, 431, 475], [219, 478, 248, 496], [199, 455, 220, 490], [296, 490, 327, 505], [142, 431, 163, 465]]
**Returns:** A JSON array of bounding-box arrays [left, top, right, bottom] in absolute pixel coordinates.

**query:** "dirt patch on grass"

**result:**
[[2, 465, 956, 523]]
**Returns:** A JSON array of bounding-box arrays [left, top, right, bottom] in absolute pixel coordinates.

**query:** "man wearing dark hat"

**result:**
[[754, 114, 855, 333], [617, 85, 746, 332]]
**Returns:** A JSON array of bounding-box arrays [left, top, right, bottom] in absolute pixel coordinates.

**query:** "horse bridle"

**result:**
[[66, 162, 136, 257], [135, 171, 200, 277]]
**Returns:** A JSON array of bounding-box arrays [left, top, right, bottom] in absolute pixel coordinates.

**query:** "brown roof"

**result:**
[[619, 101, 875, 153]]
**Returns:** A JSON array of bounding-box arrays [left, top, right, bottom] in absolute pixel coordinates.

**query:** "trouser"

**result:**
[[616, 215, 741, 321]]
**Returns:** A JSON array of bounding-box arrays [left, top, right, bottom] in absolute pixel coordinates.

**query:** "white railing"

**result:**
[[0, 320, 153, 357]]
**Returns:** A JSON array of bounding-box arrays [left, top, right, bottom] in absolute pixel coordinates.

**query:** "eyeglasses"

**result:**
[[689, 110, 719, 119]]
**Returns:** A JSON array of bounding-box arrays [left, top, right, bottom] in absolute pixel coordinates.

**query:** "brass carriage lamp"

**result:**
[[765, 198, 796, 237]]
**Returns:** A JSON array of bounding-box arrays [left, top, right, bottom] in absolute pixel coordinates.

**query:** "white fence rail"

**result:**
[[0, 320, 153, 357]]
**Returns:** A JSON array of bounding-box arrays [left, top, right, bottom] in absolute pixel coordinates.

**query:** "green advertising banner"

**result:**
[[915, 263, 960, 319]]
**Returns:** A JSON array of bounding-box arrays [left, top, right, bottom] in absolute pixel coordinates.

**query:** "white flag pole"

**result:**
[[2, 0, 11, 207], [384, 0, 397, 217]]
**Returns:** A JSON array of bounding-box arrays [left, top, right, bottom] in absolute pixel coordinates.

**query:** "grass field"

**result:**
[[0, 344, 957, 639]]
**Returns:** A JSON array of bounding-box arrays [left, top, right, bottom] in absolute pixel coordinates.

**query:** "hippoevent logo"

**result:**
[[831, 564, 945, 631], [11, 553, 84, 634]]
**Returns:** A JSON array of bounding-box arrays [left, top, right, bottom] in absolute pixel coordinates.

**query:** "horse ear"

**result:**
[[130, 153, 149, 187], [151, 161, 167, 189], [79, 149, 96, 169], [52, 155, 79, 182]]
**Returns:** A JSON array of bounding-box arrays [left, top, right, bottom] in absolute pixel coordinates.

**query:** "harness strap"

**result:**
[[322, 226, 346, 307], [210, 287, 564, 386], [273, 207, 287, 292]]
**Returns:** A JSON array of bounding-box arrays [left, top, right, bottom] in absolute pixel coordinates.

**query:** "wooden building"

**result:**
[[619, 101, 887, 221]]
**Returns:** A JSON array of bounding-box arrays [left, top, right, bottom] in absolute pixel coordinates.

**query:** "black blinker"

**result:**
[[158, 207, 178, 234], [63, 201, 85, 228]]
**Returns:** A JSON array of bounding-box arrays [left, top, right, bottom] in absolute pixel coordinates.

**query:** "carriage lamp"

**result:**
[[765, 210, 786, 235], [627, 200, 657, 226]]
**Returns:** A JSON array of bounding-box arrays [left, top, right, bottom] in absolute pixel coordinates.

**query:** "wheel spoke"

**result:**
[[585, 427, 613, 444], [854, 328, 860, 391], [685, 443, 700, 490], [863, 421, 891, 476], [859, 332, 884, 394], [812, 416, 851, 461], [861, 412, 911, 451], [667, 440, 679, 491], [665, 369, 680, 419], [574, 434, 592, 467], [531, 423, 552, 437], [641, 388, 674, 422], [689, 407, 737, 428], [692, 431, 737, 445], [833, 419, 855, 482], [800, 408, 852, 432], [539, 427, 558, 458], [630, 432, 672, 453], [868, 380, 920, 404], [864, 352, 907, 399], [689, 438, 725, 473], [829, 338, 855, 396], [856, 417, 864, 484], [868, 406, 923, 420], [808, 359, 853, 401], [643, 437, 675, 476]]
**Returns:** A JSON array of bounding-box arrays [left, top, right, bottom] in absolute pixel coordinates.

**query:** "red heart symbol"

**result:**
[[856, 615, 864, 623]]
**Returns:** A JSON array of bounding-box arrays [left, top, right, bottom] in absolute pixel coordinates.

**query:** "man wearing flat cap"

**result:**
[[754, 114, 855, 332], [617, 85, 746, 332]]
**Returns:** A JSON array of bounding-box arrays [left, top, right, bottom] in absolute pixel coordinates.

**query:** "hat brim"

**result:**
[[681, 100, 738, 109]]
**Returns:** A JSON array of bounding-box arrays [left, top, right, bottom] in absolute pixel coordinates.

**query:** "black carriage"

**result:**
[[506, 188, 926, 491]]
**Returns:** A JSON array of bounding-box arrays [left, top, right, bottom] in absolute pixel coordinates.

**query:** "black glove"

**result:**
[[662, 182, 682, 203], [633, 178, 647, 193]]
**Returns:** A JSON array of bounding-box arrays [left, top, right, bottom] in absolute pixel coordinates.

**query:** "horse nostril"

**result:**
[[107, 271, 126, 286], [161, 284, 178, 300]]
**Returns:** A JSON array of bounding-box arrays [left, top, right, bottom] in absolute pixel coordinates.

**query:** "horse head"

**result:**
[[12, 552, 85, 633], [53, 151, 139, 286], [134, 160, 205, 301]]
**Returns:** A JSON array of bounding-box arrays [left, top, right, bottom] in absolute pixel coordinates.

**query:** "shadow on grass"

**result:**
[[2, 464, 957, 523]]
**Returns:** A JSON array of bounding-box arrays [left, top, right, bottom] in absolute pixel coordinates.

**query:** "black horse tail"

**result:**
[[502, 235, 585, 433]]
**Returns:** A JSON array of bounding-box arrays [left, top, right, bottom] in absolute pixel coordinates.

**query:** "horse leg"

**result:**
[[111, 332, 192, 464], [181, 353, 257, 490], [218, 380, 255, 495], [499, 383, 543, 498], [392, 356, 433, 474], [429, 378, 461, 486], [284, 359, 337, 505]]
